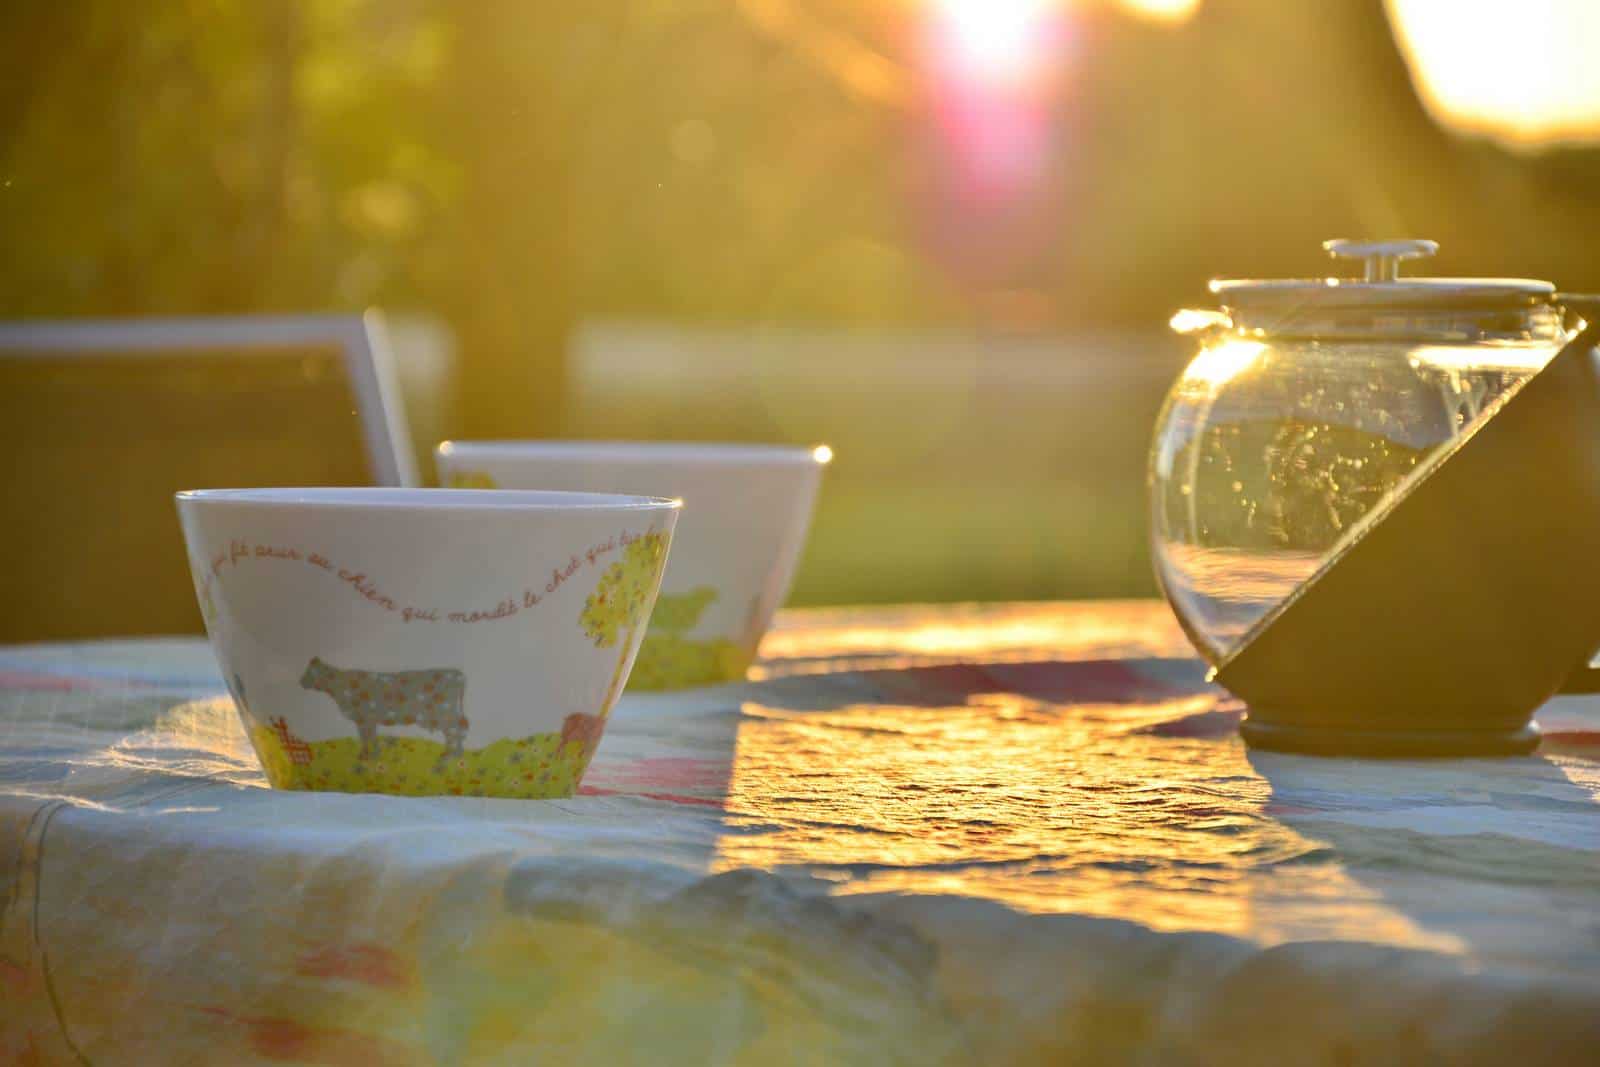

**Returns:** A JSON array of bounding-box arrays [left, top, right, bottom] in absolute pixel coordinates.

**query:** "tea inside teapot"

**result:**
[[1149, 239, 1568, 663]]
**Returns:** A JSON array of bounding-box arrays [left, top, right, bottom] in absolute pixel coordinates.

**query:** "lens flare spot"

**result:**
[[1117, 0, 1202, 24]]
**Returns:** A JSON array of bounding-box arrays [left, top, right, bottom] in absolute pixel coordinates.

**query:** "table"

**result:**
[[3, 602, 1597, 1064]]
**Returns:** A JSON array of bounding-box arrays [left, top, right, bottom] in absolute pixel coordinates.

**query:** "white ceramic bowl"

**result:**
[[176, 487, 679, 797], [435, 441, 829, 689]]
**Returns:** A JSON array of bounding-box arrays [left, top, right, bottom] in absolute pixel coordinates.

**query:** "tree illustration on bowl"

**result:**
[[579, 529, 668, 711]]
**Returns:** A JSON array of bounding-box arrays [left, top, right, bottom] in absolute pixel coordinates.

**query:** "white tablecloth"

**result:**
[[3, 603, 1597, 1064]]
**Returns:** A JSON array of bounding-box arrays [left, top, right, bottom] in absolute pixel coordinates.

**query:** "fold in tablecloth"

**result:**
[[2, 603, 1597, 1064]]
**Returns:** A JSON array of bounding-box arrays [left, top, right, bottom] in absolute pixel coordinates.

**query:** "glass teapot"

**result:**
[[1149, 239, 1600, 756]]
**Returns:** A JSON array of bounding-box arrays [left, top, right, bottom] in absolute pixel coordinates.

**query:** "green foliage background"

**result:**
[[5, 1, 1598, 605]]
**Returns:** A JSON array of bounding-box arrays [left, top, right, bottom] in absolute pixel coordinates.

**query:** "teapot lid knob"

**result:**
[[1323, 238, 1438, 282]]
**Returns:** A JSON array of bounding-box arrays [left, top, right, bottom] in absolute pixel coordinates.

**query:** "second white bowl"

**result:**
[[436, 441, 829, 689]]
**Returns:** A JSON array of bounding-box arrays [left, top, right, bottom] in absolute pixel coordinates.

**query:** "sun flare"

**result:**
[[1387, 0, 1600, 147]]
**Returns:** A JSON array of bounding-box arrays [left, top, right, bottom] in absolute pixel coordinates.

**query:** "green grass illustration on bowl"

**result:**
[[628, 586, 752, 690], [250, 721, 590, 798]]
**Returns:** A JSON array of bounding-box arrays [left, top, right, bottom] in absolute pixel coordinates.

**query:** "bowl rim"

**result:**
[[175, 487, 681, 513], [437, 439, 833, 467]]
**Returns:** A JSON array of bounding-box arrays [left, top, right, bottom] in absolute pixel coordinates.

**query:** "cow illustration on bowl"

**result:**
[[300, 657, 468, 763]]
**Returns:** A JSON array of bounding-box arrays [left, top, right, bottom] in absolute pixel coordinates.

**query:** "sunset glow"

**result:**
[[927, 0, 1062, 91], [922, 0, 1070, 210]]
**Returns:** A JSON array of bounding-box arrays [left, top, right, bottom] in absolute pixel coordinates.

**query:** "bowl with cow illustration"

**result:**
[[436, 441, 830, 690], [176, 487, 680, 797]]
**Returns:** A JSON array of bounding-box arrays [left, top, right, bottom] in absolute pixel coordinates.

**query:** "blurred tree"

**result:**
[[2, 0, 1597, 430], [447, 1, 574, 436], [0, 0, 451, 317], [1058, 0, 1600, 309]]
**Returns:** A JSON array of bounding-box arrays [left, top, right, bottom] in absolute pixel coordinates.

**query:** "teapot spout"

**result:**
[[1557, 293, 1600, 332], [1169, 308, 1233, 336]]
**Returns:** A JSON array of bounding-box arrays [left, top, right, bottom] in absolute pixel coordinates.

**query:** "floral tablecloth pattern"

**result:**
[[2, 603, 1597, 1064]]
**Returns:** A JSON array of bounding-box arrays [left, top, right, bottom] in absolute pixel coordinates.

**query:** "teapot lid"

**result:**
[[1210, 239, 1556, 324]]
